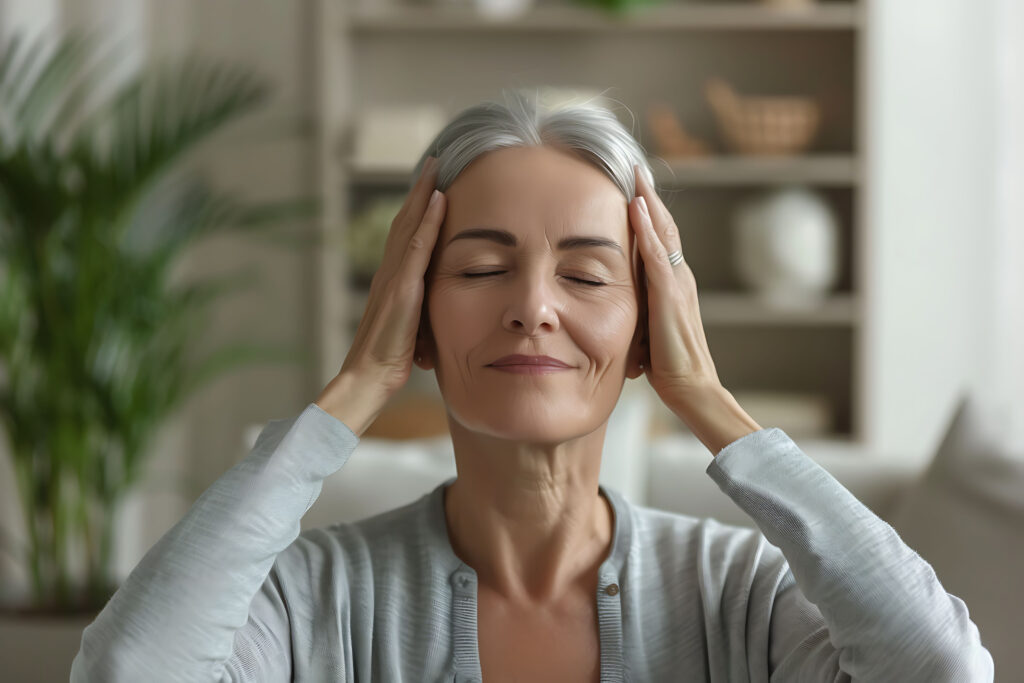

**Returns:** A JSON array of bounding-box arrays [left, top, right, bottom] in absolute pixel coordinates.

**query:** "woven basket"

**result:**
[[705, 77, 821, 156]]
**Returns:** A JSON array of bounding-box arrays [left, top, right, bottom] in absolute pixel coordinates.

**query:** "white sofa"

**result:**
[[298, 404, 927, 534], [284, 387, 1021, 680]]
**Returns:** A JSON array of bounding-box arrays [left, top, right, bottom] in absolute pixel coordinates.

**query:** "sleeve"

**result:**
[[69, 402, 360, 683], [705, 427, 995, 683]]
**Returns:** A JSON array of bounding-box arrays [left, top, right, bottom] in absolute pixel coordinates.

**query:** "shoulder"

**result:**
[[627, 503, 791, 587], [272, 493, 433, 582]]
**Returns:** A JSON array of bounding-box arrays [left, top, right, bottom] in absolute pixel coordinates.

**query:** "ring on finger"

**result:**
[[635, 168, 685, 268]]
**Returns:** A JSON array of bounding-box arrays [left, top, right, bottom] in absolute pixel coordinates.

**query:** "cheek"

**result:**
[[569, 294, 638, 360], [426, 284, 486, 344], [609, 296, 639, 340]]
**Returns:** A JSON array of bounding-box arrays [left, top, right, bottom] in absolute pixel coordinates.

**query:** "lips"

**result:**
[[488, 354, 571, 368]]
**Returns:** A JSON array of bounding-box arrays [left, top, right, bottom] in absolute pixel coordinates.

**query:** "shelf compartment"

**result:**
[[706, 325, 856, 435], [698, 291, 858, 327], [347, 4, 862, 33]]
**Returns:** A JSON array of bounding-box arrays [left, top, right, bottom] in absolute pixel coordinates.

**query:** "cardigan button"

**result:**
[[605, 583, 619, 596]]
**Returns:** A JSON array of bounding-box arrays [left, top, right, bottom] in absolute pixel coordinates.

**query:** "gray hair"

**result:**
[[409, 88, 658, 203]]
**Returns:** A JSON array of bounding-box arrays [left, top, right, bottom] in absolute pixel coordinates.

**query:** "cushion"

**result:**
[[889, 389, 1024, 677], [646, 431, 924, 529]]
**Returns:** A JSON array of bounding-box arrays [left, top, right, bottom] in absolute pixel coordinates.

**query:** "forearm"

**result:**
[[671, 384, 764, 456], [71, 404, 358, 682], [708, 429, 994, 680]]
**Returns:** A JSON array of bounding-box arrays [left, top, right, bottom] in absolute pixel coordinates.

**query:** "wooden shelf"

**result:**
[[652, 428, 863, 452], [345, 288, 858, 328], [659, 155, 859, 186], [344, 154, 859, 187], [347, 3, 862, 32], [699, 291, 858, 326]]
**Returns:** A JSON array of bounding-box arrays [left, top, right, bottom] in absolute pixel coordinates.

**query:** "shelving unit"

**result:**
[[316, 0, 866, 445]]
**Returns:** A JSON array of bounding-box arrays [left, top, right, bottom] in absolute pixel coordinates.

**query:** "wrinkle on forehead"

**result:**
[[436, 147, 634, 274]]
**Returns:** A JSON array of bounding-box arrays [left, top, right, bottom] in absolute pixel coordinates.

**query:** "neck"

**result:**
[[442, 422, 615, 606]]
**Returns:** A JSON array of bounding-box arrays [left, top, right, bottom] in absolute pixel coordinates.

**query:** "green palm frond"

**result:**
[[0, 28, 317, 611]]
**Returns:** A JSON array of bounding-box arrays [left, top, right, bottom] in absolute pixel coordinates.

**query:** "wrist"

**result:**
[[315, 371, 387, 439], [671, 384, 763, 457]]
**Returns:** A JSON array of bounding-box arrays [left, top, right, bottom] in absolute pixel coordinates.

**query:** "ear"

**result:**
[[625, 293, 649, 380], [625, 253, 649, 380], [414, 295, 437, 371], [625, 317, 648, 380]]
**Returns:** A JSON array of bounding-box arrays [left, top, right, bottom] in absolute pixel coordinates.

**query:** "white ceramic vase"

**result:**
[[472, 0, 535, 19], [731, 185, 840, 310]]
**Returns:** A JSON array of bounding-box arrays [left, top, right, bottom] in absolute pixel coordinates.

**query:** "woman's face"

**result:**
[[415, 145, 647, 442]]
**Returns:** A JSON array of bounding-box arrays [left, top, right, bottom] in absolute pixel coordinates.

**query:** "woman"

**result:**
[[71, 91, 993, 682]]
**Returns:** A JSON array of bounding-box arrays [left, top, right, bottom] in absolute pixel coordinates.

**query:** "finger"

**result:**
[[382, 156, 439, 272], [400, 188, 447, 285], [631, 194, 675, 289], [633, 163, 673, 233], [634, 163, 685, 264], [397, 156, 440, 227]]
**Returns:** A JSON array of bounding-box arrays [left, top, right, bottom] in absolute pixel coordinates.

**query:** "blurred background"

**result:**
[[1, 0, 1022, 681]]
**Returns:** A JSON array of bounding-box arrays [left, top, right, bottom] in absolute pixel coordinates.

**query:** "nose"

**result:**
[[499, 268, 563, 336]]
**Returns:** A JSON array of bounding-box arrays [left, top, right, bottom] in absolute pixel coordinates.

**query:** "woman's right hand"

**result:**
[[315, 156, 446, 436]]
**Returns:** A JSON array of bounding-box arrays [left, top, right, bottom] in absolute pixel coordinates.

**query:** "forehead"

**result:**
[[439, 146, 629, 247]]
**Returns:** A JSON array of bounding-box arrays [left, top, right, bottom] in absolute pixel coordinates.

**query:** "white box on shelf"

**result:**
[[351, 104, 449, 171]]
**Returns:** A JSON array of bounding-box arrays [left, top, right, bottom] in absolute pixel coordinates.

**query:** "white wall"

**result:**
[[865, 0, 1001, 457], [0, 0, 55, 38], [988, 0, 1024, 451]]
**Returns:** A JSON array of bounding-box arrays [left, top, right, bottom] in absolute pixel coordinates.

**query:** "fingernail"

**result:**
[[637, 195, 649, 216], [429, 189, 442, 206]]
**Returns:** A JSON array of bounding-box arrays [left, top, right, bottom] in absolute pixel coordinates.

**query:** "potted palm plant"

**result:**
[[0, 26, 314, 634]]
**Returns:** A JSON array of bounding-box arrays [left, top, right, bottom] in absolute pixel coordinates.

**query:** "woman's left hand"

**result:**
[[629, 164, 724, 410]]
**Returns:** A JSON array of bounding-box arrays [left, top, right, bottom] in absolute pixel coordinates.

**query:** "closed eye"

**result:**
[[461, 271, 606, 287]]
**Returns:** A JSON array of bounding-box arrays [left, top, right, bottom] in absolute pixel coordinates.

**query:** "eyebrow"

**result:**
[[446, 227, 624, 256]]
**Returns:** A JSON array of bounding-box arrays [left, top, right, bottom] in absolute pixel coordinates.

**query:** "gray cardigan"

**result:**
[[70, 402, 994, 682]]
